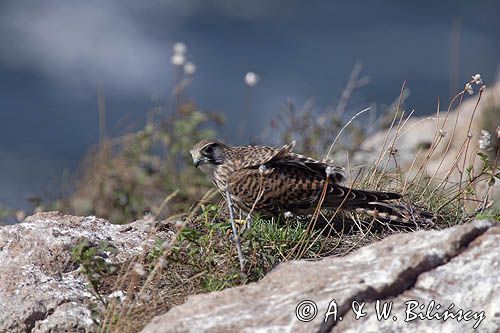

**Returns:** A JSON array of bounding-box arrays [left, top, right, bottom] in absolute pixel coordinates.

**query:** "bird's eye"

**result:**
[[203, 145, 214, 155]]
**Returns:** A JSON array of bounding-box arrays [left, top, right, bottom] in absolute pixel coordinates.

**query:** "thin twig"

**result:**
[[325, 107, 371, 160]]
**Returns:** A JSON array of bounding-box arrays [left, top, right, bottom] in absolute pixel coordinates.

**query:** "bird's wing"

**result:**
[[226, 168, 283, 215], [237, 141, 345, 183], [234, 141, 296, 169], [226, 164, 335, 215], [227, 164, 399, 215]]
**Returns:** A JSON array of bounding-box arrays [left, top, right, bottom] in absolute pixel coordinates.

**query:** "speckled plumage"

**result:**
[[190, 139, 401, 217]]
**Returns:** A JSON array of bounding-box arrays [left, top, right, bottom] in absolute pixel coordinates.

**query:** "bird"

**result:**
[[189, 139, 406, 220]]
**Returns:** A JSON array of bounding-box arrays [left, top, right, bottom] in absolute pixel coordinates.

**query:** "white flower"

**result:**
[[244, 72, 259, 87], [158, 258, 167, 268], [170, 53, 186, 66], [173, 42, 187, 54], [174, 220, 184, 231], [133, 263, 146, 276], [143, 212, 154, 222], [15, 210, 26, 222], [479, 130, 491, 149], [465, 82, 474, 95], [472, 74, 482, 85], [108, 290, 127, 302], [184, 62, 196, 75], [284, 211, 294, 218]]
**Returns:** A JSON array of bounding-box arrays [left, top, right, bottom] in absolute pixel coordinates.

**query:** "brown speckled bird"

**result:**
[[190, 139, 402, 217]]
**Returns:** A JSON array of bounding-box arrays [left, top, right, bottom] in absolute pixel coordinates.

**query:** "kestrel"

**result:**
[[190, 139, 402, 218]]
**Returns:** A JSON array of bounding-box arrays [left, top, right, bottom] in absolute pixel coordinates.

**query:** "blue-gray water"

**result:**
[[1, 0, 499, 209]]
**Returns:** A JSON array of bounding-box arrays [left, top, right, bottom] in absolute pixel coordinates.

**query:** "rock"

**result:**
[[142, 220, 499, 333], [335, 223, 500, 332], [0, 212, 173, 333]]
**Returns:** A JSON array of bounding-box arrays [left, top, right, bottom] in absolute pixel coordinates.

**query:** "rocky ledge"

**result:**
[[0, 213, 498, 333], [143, 219, 500, 333], [0, 212, 174, 333]]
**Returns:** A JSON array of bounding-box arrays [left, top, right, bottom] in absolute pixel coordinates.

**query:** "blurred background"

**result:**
[[1, 0, 499, 222]]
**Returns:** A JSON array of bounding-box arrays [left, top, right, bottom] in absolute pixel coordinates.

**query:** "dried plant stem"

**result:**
[[310, 171, 364, 257], [291, 177, 330, 260], [374, 109, 415, 189], [458, 88, 484, 196], [367, 81, 406, 185], [154, 190, 179, 219], [325, 107, 371, 160], [420, 90, 466, 198], [335, 61, 364, 115], [108, 188, 218, 330]]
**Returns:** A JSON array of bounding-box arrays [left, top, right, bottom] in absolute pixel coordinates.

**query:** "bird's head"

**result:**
[[190, 140, 228, 174]]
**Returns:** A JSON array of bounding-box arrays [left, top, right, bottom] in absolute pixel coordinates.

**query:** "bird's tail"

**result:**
[[322, 185, 401, 208], [324, 185, 435, 227]]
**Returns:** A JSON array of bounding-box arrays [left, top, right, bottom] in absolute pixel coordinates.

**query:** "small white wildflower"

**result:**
[[183, 62, 196, 75], [479, 130, 492, 149], [174, 220, 184, 231], [158, 258, 167, 269], [170, 53, 186, 66], [244, 72, 259, 87], [472, 74, 482, 85], [15, 210, 26, 222], [439, 129, 447, 137], [143, 212, 155, 222], [133, 263, 146, 276], [284, 211, 294, 219], [108, 290, 127, 302], [173, 42, 187, 54], [465, 82, 474, 95]]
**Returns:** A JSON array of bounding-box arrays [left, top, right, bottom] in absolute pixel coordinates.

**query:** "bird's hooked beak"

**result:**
[[190, 151, 209, 168]]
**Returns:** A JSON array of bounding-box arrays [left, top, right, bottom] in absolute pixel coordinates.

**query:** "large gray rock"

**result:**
[[0, 212, 173, 333], [142, 220, 499, 333]]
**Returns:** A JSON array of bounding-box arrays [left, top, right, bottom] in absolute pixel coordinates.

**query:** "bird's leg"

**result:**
[[234, 209, 248, 229], [238, 211, 253, 235], [245, 213, 253, 229], [225, 188, 245, 271]]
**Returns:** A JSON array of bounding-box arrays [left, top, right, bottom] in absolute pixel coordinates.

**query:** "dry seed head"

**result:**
[[133, 263, 146, 276], [465, 82, 474, 95], [173, 42, 187, 54], [472, 74, 482, 85], [184, 62, 196, 75], [479, 130, 491, 149], [244, 72, 259, 87], [171, 53, 186, 66]]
